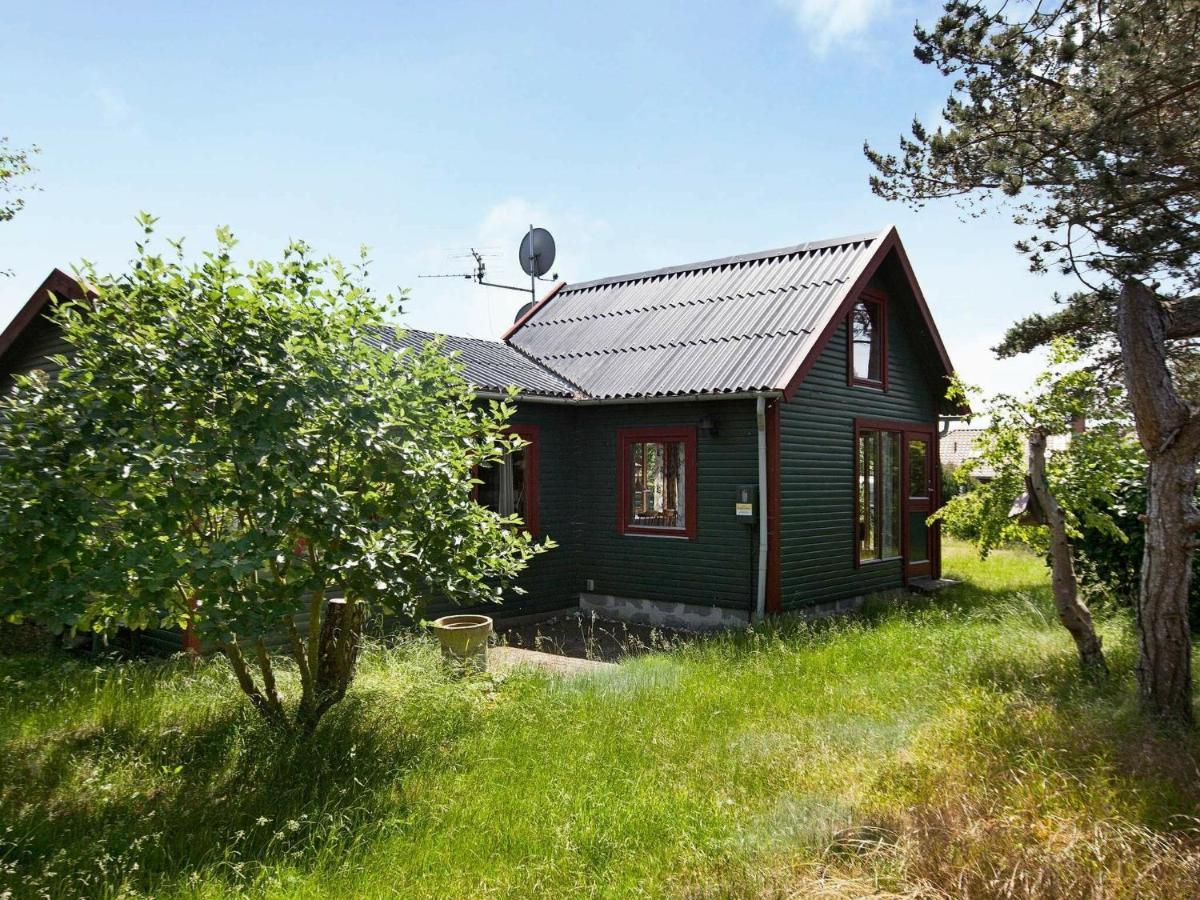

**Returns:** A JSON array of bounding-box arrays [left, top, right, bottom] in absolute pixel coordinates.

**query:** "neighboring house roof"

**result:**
[[942, 427, 1071, 479], [369, 326, 579, 398], [0, 268, 90, 365], [941, 428, 987, 470], [504, 226, 957, 402]]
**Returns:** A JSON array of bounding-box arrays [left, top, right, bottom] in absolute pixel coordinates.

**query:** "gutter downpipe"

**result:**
[[755, 394, 768, 624]]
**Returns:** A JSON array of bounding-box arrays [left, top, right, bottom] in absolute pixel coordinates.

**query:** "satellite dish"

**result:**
[[513, 300, 534, 322], [518, 227, 556, 278]]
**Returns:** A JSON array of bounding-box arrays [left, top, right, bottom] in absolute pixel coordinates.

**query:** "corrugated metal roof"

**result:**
[[507, 229, 888, 399], [369, 326, 579, 398]]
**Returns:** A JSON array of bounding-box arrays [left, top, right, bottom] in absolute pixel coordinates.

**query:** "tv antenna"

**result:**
[[418, 226, 558, 308], [466, 225, 557, 299]]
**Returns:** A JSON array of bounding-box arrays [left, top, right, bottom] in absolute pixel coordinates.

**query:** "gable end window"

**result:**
[[476, 423, 540, 535], [848, 290, 887, 389], [855, 422, 902, 564], [617, 426, 697, 539]]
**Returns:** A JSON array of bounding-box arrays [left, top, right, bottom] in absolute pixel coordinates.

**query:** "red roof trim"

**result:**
[[0, 268, 90, 364], [890, 234, 955, 384], [502, 280, 567, 342], [508, 422, 541, 537], [776, 227, 957, 402]]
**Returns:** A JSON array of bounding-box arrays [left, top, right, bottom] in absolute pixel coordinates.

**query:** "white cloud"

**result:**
[[402, 197, 610, 340], [87, 74, 134, 127], [772, 0, 893, 52], [949, 331, 1049, 412]]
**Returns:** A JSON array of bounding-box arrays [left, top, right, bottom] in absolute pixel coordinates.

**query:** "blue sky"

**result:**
[[2, 0, 1076, 398]]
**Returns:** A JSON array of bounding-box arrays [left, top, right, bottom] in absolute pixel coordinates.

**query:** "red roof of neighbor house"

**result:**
[[942, 427, 1072, 479]]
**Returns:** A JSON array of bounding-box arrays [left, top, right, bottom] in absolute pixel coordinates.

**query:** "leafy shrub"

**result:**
[[1073, 461, 1200, 630]]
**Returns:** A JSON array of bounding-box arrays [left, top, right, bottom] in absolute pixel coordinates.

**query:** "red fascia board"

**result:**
[[502, 280, 567, 342], [0, 268, 90, 363], [889, 236, 956, 382], [776, 228, 960, 405], [776, 230, 896, 400], [888, 235, 970, 416]]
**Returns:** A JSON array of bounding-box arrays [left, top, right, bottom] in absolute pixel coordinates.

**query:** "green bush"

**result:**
[[1072, 463, 1200, 630]]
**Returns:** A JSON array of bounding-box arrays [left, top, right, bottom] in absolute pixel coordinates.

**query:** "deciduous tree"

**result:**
[[1, 136, 38, 276], [936, 342, 1135, 673], [0, 216, 546, 732]]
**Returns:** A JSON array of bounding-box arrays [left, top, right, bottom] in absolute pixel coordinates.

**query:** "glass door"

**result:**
[[903, 430, 935, 579]]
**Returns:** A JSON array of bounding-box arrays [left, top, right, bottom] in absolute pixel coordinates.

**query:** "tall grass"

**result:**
[[2, 542, 1198, 898]]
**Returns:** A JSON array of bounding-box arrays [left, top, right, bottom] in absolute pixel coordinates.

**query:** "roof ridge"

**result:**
[[559, 229, 887, 295], [504, 339, 590, 398], [523, 277, 849, 328]]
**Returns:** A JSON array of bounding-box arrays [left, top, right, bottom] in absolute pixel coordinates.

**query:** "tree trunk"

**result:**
[[1117, 280, 1200, 725], [296, 596, 364, 733], [1138, 451, 1197, 723], [222, 639, 286, 727], [1027, 427, 1107, 674]]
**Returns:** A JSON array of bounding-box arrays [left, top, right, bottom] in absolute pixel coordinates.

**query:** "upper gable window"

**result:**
[[849, 292, 887, 388]]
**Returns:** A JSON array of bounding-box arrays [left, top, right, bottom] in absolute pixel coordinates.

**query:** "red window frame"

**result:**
[[847, 288, 888, 391], [509, 423, 540, 537], [616, 425, 698, 539], [853, 418, 903, 567], [474, 423, 540, 536]]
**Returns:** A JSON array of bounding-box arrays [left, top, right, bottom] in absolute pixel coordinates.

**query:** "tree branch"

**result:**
[[285, 613, 311, 685], [1026, 426, 1106, 673], [222, 639, 274, 723], [254, 638, 286, 724], [1165, 294, 1200, 340]]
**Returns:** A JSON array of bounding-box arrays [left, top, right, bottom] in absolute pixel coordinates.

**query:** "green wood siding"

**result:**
[[777, 287, 942, 610], [0, 317, 71, 394], [442, 402, 582, 620], [571, 400, 759, 610]]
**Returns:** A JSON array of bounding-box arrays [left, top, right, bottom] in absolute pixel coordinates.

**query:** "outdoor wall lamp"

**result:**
[[699, 414, 719, 437]]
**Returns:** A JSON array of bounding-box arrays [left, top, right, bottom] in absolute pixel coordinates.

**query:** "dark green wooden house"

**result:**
[[1, 227, 959, 631], [373, 226, 959, 626]]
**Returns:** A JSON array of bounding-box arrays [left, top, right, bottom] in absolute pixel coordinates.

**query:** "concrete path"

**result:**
[[490, 645, 617, 676], [908, 577, 960, 594]]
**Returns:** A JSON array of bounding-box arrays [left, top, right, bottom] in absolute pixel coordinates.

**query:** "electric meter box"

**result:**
[[735, 484, 757, 519]]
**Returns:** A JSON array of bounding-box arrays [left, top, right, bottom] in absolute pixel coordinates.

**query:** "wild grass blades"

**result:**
[[496, 609, 695, 662], [2, 542, 1198, 898]]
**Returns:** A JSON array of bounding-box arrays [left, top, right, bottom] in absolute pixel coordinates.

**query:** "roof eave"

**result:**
[[0, 268, 91, 365], [774, 226, 959, 402]]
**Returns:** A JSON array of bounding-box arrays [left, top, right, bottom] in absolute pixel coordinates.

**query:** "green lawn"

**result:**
[[3, 543, 1200, 898]]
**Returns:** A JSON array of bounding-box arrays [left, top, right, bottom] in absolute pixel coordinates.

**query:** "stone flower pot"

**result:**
[[430, 614, 493, 672]]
